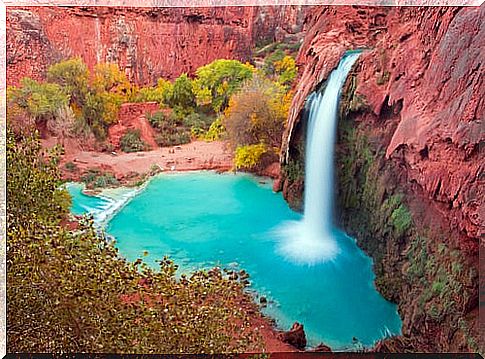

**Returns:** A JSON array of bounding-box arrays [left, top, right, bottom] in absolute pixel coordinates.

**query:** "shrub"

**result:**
[[148, 111, 194, 147], [391, 204, 412, 236], [155, 131, 191, 147], [183, 112, 214, 133], [283, 159, 304, 182], [223, 76, 289, 149], [93, 173, 119, 188], [7, 126, 70, 226], [203, 117, 225, 141], [234, 144, 268, 170], [120, 129, 147, 153], [432, 279, 445, 296], [64, 162, 78, 172], [80, 168, 119, 189], [147, 110, 175, 130], [376, 70, 390, 85]]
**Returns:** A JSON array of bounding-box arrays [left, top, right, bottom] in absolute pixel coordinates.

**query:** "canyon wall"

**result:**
[[279, 5, 483, 352], [7, 5, 307, 86]]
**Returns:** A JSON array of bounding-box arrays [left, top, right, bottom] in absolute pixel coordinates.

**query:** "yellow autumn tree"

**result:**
[[224, 75, 291, 149], [192, 59, 255, 113], [81, 63, 133, 138], [273, 55, 298, 87]]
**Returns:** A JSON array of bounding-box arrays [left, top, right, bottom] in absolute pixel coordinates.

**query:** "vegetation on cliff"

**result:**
[[279, 60, 480, 351], [333, 75, 479, 352], [7, 127, 261, 353]]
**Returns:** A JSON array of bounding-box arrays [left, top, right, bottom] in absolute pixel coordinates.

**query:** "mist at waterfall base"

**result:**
[[68, 172, 402, 349], [274, 52, 361, 265]]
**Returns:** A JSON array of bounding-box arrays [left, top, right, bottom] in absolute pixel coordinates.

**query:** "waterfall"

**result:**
[[275, 52, 360, 265]]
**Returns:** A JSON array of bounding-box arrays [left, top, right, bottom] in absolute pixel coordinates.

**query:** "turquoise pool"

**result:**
[[67, 171, 401, 349]]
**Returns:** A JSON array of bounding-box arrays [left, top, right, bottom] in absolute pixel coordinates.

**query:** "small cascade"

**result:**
[[275, 52, 360, 264]]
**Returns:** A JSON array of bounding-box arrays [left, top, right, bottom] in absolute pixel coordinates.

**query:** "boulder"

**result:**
[[278, 322, 307, 350]]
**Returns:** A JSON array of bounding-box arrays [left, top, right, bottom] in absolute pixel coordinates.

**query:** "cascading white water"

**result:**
[[275, 52, 360, 265], [304, 52, 361, 237]]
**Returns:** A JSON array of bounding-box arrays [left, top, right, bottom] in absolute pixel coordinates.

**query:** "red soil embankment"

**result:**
[[59, 140, 234, 181]]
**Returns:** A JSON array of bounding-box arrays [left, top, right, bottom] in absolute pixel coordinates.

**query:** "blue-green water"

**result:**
[[67, 171, 401, 350]]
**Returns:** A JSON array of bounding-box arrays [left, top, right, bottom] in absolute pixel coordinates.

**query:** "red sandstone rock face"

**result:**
[[283, 6, 389, 157], [283, 5, 484, 245], [7, 6, 307, 86]]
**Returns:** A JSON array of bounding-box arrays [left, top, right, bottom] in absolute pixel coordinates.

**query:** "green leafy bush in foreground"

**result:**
[[7, 127, 261, 353]]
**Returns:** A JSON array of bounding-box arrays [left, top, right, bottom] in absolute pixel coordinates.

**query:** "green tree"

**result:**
[[133, 78, 173, 105], [47, 58, 90, 106], [81, 92, 115, 140], [193, 59, 254, 113], [274, 55, 298, 87], [166, 74, 196, 116], [7, 78, 69, 127], [81, 63, 131, 139]]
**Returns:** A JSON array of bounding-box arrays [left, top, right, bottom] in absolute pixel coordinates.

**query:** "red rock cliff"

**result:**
[[7, 6, 307, 86], [280, 5, 483, 352], [283, 5, 483, 249]]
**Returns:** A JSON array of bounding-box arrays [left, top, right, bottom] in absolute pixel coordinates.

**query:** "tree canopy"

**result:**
[[47, 57, 90, 106], [193, 59, 255, 113], [7, 78, 70, 124]]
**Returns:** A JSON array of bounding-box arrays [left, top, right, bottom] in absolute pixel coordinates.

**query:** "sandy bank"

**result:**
[[55, 139, 234, 180]]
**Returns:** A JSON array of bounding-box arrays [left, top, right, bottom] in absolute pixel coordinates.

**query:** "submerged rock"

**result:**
[[278, 322, 307, 350], [312, 343, 332, 352]]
